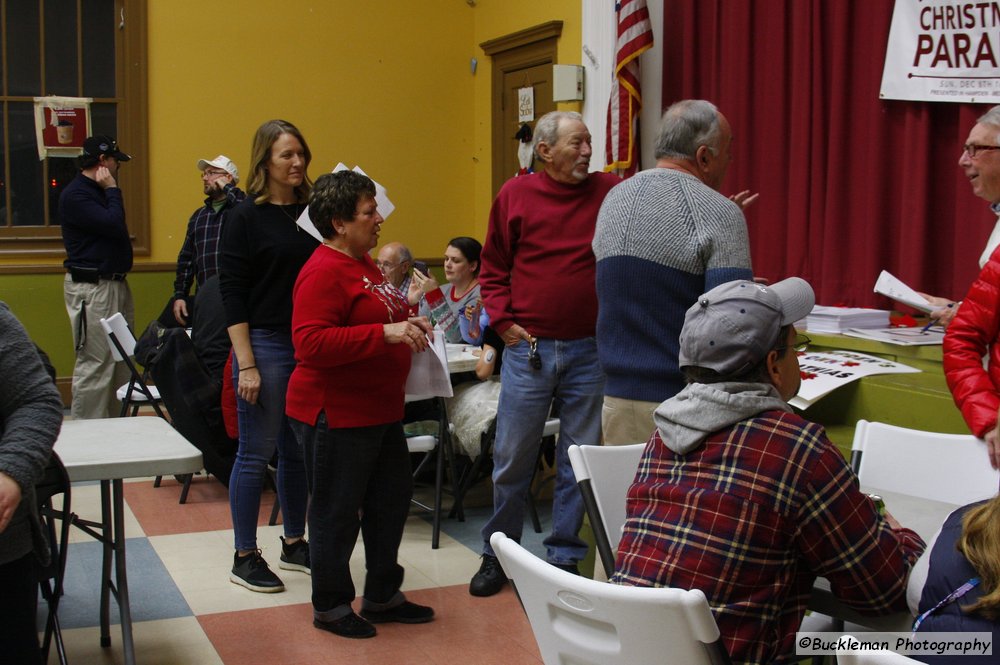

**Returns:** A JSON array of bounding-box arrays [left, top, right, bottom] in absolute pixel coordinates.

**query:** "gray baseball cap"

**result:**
[[678, 277, 815, 375]]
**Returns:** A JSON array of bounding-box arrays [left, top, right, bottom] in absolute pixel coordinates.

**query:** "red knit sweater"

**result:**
[[480, 170, 619, 339], [286, 246, 411, 428]]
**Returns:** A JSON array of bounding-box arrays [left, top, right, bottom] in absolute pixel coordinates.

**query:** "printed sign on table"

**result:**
[[789, 349, 920, 410]]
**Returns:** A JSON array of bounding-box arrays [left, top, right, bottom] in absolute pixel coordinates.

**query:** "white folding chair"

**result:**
[[100, 313, 193, 498], [490, 531, 732, 665], [99, 313, 165, 418], [836, 637, 923, 663], [851, 420, 1000, 504], [567, 442, 645, 578], [407, 433, 447, 549]]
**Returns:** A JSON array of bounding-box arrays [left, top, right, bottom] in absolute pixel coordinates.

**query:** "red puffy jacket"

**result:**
[[943, 249, 1000, 437]]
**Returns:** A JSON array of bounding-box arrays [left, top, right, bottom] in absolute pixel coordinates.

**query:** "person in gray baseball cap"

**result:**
[[611, 277, 926, 665]]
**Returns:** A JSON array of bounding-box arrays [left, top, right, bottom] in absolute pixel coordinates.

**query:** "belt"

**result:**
[[68, 267, 128, 283]]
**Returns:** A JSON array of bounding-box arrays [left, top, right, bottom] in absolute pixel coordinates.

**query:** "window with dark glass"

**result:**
[[0, 0, 147, 259]]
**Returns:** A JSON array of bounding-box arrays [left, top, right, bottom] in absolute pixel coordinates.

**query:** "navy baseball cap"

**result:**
[[82, 135, 131, 162]]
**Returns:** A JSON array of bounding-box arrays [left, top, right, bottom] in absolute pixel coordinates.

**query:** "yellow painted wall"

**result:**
[[148, 0, 477, 264], [0, 0, 585, 381]]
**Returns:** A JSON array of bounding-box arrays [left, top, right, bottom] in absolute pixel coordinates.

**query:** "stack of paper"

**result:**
[[843, 327, 944, 346], [805, 306, 890, 334]]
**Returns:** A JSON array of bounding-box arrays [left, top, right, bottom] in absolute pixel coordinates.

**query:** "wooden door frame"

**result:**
[[481, 21, 562, 198]]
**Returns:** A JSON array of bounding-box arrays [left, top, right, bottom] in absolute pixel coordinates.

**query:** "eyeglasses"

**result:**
[[203, 170, 229, 179], [963, 144, 1000, 158], [528, 339, 542, 370], [776, 332, 811, 354], [375, 260, 404, 271]]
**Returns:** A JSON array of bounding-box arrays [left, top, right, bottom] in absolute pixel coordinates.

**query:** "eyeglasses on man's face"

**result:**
[[776, 332, 811, 354], [376, 260, 404, 272], [203, 170, 229, 179], [962, 144, 1000, 159]]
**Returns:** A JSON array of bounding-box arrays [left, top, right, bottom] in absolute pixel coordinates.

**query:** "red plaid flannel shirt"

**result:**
[[612, 410, 926, 665]]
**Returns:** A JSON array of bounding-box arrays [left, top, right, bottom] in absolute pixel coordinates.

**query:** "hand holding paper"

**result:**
[[404, 327, 453, 398], [873, 270, 934, 313], [384, 316, 433, 352]]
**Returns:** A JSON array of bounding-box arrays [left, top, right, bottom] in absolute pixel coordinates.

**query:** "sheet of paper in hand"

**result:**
[[405, 328, 453, 398]]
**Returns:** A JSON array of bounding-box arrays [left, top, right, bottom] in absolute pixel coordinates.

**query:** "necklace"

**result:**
[[275, 202, 302, 224]]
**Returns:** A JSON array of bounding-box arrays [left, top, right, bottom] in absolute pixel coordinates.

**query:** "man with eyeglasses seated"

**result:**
[[375, 241, 415, 298], [612, 277, 926, 665], [171, 155, 246, 327]]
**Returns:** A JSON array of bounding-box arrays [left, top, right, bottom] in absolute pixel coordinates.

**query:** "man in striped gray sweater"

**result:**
[[593, 99, 754, 445]]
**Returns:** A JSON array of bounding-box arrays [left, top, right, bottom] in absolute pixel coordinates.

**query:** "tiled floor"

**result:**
[[41, 471, 545, 664]]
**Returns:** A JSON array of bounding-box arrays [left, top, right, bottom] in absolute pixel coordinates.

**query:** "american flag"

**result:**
[[604, 0, 653, 177]]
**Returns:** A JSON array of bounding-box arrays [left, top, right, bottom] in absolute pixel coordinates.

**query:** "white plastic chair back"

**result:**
[[851, 420, 999, 504], [490, 532, 730, 665], [99, 312, 136, 361], [406, 434, 436, 454], [836, 637, 923, 663], [567, 443, 645, 576]]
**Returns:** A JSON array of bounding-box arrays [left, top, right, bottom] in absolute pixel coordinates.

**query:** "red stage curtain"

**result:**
[[662, 0, 991, 307]]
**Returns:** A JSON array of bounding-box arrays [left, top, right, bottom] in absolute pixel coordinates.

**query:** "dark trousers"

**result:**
[[0, 552, 41, 664], [290, 414, 413, 616]]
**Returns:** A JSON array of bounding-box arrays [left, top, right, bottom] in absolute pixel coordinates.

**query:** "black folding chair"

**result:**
[[36, 451, 73, 665]]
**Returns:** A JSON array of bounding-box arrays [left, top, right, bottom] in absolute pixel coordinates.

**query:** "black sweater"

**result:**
[[219, 198, 318, 332]]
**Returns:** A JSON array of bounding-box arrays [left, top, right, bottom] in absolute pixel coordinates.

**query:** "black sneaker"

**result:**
[[551, 561, 580, 576], [469, 553, 508, 597], [361, 601, 435, 624], [230, 550, 285, 593], [313, 612, 376, 639], [278, 536, 311, 574]]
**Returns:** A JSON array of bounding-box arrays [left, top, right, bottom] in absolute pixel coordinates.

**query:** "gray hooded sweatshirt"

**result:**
[[654, 381, 791, 454]]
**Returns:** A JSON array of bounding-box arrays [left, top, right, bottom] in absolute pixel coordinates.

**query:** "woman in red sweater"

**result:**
[[287, 170, 435, 639]]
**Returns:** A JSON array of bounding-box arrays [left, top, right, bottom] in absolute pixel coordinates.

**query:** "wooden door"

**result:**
[[482, 22, 562, 198], [498, 62, 554, 186]]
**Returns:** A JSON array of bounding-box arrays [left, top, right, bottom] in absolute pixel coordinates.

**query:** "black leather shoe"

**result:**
[[361, 601, 435, 624], [313, 612, 376, 639], [469, 553, 508, 597]]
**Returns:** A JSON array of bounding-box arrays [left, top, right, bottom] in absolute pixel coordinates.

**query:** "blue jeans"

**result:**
[[290, 415, 412, 619], [229, 329, 307, 552], [481, 336, 605, 564]]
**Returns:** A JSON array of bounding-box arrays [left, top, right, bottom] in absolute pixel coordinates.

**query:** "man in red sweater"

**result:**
[[470, 111, 619, 596]]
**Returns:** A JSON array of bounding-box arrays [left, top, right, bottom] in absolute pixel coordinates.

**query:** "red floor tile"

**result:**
[[124, 475, 279, 536], [197, 586, 542, 665]]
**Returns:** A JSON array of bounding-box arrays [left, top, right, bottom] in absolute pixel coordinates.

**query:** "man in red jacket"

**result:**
[[469, 111, 619, 597], [944, 105, 1000, 469], [924, 106, 1000, 327]]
